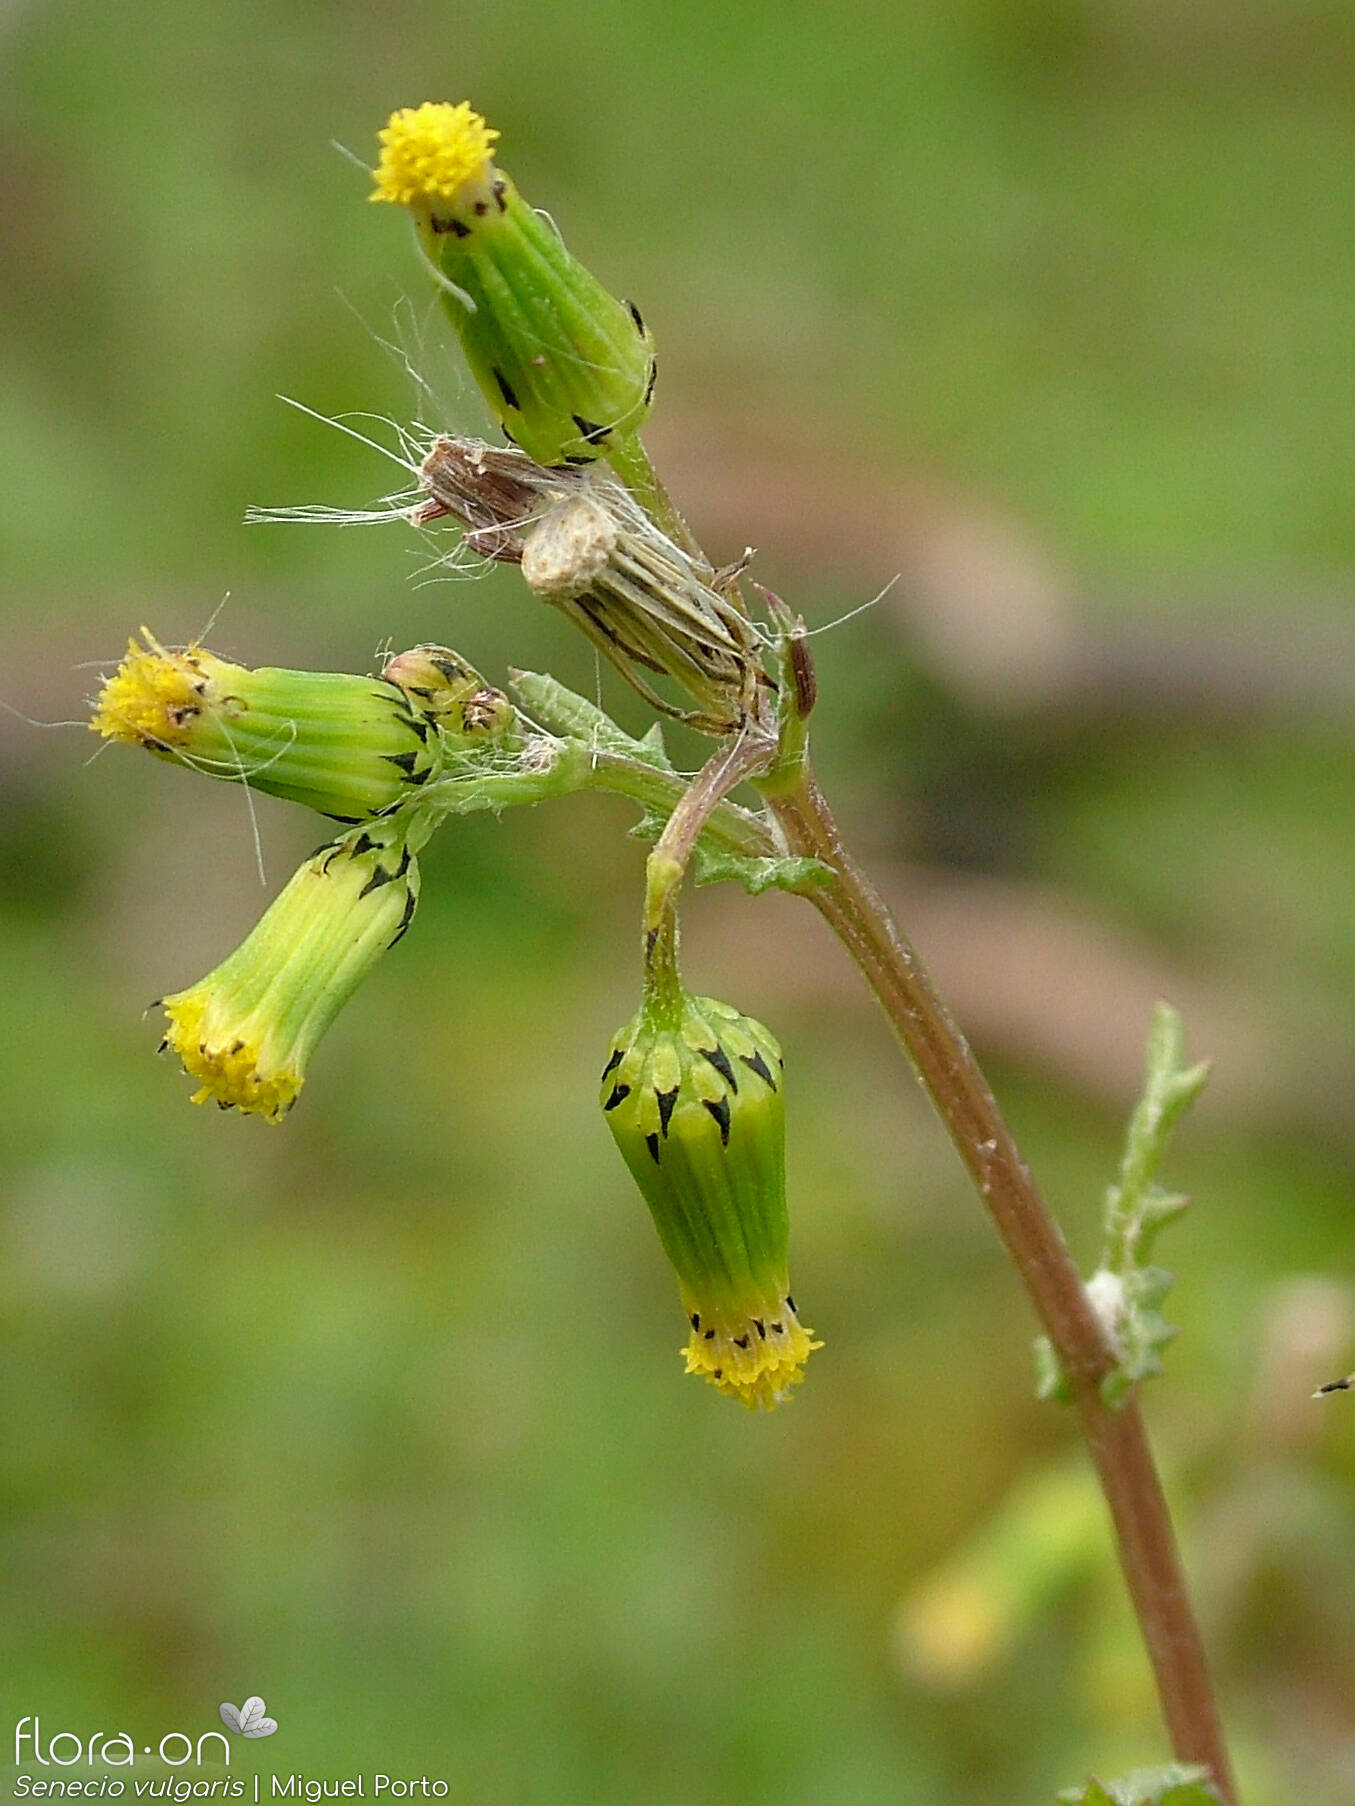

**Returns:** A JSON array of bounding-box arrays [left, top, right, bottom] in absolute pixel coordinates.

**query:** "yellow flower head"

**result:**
[[91, 629, 475, 820], [162, 986, 302, 1123], [681, 1290, 821, 1412], [369, 103, 656, 469], [602, 979, 819, 1411], [371, 102, 499, 208], [90, 629, 217, 750], [159, 820, 420, 1122]]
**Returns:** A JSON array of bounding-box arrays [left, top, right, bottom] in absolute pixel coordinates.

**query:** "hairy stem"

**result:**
[[763, 762, 1235, 1803]]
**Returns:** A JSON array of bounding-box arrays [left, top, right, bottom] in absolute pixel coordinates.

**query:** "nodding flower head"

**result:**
[[159, 818, 420, 1122], [92, 631, 513, 822], [601, 984, 818, 1409], [371, 103, 655, 471]]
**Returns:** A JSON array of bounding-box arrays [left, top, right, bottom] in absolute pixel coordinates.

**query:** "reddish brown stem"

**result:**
[[764, 763, 1236, 1804]]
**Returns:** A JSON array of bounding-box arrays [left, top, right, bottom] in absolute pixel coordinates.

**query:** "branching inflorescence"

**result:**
[[93, 101, 1235, 1797], [94, 101, 820, 1411]]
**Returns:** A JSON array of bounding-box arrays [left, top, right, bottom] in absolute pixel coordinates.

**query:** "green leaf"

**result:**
[[509, 670, 672, 768], [690, 843, 831, 896], [635, 722, 674, 771], [1107, 1003, 1210, 1272], [1057, 1763, 1223, 1805], [628, 808, 668, 846], [628, 814, 830, 896], [1089, 1002, 1209, 1404]]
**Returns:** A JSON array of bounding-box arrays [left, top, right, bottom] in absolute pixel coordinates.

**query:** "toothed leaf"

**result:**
[[510, 670, 670, 766], [1058, 1764, 1221, 1805], [1088, 1003, 1209, 1406], [691, 844, 832, 896]]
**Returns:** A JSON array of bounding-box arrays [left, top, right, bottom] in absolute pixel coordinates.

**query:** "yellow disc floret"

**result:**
[[90, 629, 210, 749], [371, 102, 498, 208], [681, 1292, 821, 1411], [161, 989, 301, 1123]]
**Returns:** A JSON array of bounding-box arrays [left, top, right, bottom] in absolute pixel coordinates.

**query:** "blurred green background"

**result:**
[[4, 2, 1355, 1801]]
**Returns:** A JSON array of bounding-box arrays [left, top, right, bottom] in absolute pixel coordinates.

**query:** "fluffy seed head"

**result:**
[[521, 493, 619, 602]]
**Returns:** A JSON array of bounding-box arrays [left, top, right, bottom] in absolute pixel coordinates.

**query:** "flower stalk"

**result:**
[[385, 104, 1235, 1790]]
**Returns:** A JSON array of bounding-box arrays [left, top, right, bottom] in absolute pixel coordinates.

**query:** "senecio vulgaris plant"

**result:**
[[90, 103, 1237, 1804]]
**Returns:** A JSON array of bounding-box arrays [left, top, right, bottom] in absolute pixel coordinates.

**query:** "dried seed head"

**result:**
[[520, 493, 618, 602], [419, 437, 765, 733]]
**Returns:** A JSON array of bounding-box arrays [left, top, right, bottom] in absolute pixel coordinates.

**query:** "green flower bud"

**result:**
[[601, 986, 818, 1409], [379, 644, 516, 743], [372, 103, 655, 470], [92, 630, 450, 822], [159, 817, 419, 1121]]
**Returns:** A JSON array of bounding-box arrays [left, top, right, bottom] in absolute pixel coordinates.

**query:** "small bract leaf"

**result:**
[[1059, 1784, 1116, 1806], [636, 722, 674, 771]]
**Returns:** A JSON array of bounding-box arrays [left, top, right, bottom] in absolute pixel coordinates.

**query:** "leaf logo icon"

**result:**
[[219, 1698, 279, 1739]]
